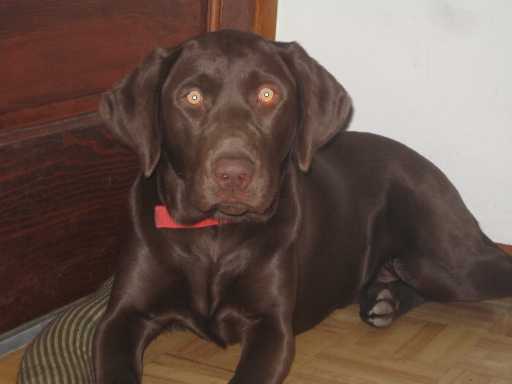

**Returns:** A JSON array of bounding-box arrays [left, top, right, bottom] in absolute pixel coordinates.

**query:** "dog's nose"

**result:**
[[214, 157, 254, 191]]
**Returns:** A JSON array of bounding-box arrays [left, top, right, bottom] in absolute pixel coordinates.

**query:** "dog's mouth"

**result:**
[[216, 202, 249, 217], [206, 194, 279, 224], [200, 190, 271, 219]]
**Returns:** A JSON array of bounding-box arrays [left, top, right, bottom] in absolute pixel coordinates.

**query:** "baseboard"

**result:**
[[0, 297, 80, 357], [0, 314, 55, 357], [499, 243, 512, 255]]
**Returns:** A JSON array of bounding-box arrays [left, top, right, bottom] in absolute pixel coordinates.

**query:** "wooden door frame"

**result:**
[[208, 0, 278, 39]]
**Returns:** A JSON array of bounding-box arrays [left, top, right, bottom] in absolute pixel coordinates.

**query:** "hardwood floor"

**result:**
[[2, 297, 512, 383]]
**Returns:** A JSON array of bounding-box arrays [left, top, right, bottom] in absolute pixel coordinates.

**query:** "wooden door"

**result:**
[[0, 0, 277, 335]]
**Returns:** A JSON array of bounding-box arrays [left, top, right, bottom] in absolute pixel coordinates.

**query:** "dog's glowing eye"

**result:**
[[186, 90, 203, 105], [258, 87, 275, 104]]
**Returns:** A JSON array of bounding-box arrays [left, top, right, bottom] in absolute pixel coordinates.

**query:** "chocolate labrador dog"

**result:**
[[94, 30, 511, 383]]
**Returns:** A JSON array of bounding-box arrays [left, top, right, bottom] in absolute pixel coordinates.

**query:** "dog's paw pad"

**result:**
[[363, 289, 399, 328], [368, 313, 394, 327], [369, 299, 394, 316]]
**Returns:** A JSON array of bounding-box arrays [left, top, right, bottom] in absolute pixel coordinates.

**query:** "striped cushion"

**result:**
[[17, 278, 113, 384]]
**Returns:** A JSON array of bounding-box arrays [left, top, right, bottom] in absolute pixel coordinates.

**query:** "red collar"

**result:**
[[154, 205, 227, 229]]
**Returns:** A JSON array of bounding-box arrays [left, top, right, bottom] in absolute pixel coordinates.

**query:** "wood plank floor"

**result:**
[[2, 298, 512, 384]]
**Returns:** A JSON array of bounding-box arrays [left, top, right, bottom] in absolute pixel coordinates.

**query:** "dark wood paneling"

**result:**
[[0, 95, 100, 136], [0, 115, 138, 333], [0, 0, 208, 130]]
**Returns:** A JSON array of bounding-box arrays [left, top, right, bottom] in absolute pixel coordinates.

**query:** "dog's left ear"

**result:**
[[99, 47, 182, 177], [274, 42, 352, 172]]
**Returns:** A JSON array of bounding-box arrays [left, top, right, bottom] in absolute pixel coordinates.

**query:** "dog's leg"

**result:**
[[229, 320, 294, 384], [401, 239, 512, 302], [360, 177, 512, 323], [93, 309, 162, 384], [359, 241, 512, 329]]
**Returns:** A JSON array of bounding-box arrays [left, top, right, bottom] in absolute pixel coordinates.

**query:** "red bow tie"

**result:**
[[154, 205, 227, 229]]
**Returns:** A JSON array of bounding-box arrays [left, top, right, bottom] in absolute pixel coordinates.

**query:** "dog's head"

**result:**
[[100, 30, 352, 223]]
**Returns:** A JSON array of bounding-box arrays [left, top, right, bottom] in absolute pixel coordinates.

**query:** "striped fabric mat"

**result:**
[[17, 278, 113, 384]]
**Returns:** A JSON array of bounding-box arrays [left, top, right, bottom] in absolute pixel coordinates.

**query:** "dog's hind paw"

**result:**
[[360, 288, 399, 328]]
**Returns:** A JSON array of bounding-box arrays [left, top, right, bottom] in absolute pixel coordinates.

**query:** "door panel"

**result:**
[[0, 116, 137, 332], [0, 0, 208, 130]]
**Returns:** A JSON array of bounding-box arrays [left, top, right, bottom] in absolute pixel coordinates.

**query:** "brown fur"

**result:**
[[94, 30, 511, 384]]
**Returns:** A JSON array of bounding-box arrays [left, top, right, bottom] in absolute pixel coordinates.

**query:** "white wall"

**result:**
[[277, 0, 511, 243]]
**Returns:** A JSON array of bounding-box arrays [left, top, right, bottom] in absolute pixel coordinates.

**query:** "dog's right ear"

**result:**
[[273, 41, 352, 173], [99, 47, 181, 177]]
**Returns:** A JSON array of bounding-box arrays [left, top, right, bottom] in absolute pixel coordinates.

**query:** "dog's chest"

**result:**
[[159, 227, 264, 345], [170, 237, 254, 346], [178, 264, 251, 346]]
